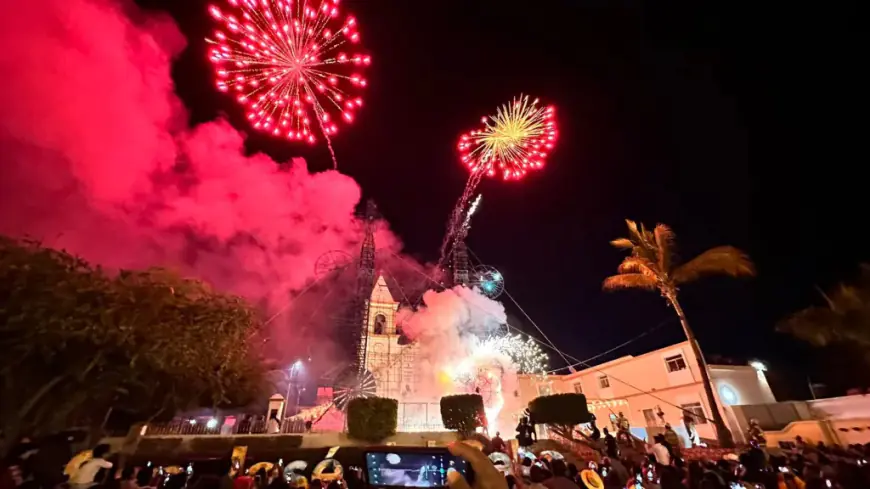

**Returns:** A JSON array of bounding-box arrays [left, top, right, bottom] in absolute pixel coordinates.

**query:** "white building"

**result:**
[[518, 341, 777, 444]]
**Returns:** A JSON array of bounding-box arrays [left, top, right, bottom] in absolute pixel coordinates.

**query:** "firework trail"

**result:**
[[449, 193, 481, 247], [206, 0, 371, 169], [439, 95, 557, 265]]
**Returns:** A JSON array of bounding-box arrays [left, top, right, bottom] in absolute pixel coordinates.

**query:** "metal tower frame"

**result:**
[[351, 199, 378, 373], [452, 240, 470, 287]]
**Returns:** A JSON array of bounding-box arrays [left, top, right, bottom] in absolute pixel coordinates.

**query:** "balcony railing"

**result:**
[[143, 418, 311, 436]]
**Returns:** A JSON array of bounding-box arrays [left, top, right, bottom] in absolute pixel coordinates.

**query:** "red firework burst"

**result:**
[[457, 95, 557, 181], [206, 0, 370, 147]]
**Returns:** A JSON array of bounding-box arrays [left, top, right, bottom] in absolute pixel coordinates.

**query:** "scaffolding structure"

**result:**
[[349, 199, 377, 373]]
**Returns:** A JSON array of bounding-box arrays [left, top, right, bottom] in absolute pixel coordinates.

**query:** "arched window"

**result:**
[[373, 314, 387, 334]]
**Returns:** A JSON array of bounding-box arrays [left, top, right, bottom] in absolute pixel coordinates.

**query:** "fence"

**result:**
[[397, 402, 447, 432], [143, 417, 310, 436]]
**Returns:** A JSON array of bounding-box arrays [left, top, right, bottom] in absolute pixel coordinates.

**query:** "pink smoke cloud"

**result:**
[[0, 0, 405, 355]]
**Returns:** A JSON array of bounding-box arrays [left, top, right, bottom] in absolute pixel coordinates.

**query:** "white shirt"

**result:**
[[649, 443, 671, 466], [71, 458, 113, 484]]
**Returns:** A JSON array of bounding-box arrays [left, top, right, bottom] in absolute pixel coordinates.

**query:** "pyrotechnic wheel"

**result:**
[[314, 251, 353, 278], [332, 367, 376, 411], [472, 265, 505, 299]]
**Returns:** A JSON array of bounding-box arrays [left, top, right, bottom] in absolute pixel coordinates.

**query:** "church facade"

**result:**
[[363, 275, 445, 431]]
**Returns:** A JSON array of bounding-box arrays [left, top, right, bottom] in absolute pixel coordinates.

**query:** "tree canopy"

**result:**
[[0, 236, 267, 445], [779, 264, 870, 362]]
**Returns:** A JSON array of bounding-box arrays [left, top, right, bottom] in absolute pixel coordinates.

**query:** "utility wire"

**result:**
[[439, 247, 714, 422], [264, 267, 347, 326], [547, 317, 675, 374]]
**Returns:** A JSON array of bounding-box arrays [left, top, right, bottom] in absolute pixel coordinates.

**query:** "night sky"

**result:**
[[138, 0, 863, 398]]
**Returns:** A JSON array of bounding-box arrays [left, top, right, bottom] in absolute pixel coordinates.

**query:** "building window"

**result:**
[[373, 314, 387, 334], [664, 354, 688, 373], [681, 402, 707, 424], [642, 409, 657, 426], [573, 382, 583, 394], [598, 375, 610, 389], [538, 383, 552, 396]]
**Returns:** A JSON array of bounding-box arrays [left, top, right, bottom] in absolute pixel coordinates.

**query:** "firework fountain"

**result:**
[[444, 334, 548, 434]]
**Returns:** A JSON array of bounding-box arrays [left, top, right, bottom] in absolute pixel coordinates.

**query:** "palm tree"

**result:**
[[603, 219, 755, 448], [779, 264, 870, 352]]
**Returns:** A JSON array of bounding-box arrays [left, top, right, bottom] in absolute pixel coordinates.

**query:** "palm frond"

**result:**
[[616, 257, 660, 279], [653, 224, 675, 272], [672, 246, 755, 284], [610, 238, 635, 249], [625, 219, 641, 242], [602, 273, 658, 291], [776, 306, 840, 346]]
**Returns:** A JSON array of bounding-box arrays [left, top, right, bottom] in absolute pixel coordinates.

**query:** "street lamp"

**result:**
[[749, 360, 767, 372]]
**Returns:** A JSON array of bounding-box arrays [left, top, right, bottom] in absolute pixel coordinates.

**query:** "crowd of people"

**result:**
[[5, 434, 870, 489], [501, 436, 870, 489]]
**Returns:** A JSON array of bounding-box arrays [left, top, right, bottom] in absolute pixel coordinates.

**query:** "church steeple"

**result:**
[[371, 275, 396, 304]]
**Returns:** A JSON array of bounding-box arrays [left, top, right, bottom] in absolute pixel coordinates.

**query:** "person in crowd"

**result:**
[[164, 473, 188, 489], [516, 418, 536, 448], [215, 460, 233, 489], [70, 444, 113, 489], [649, 434, 672, 467], [254, 468, 269, 489], [136, 467, 156, 489], [234, 468, 254, 489], [543, 459, 579, 489], [588, 415, 601, 443], [615, 412, 631, 444], [682, 413, 698, 448], [266, 474, 290, 489], [601, 457, 629, 489], [192, 475, 222, 489], [119, 467, 137, 489], [565, 464, 579, 485], [491, 432, 507, 454], [527, 463, 551, 489], [747, 419, 767, 447], [267, 415, 281, 435], [602, 428, 619, 459], [308, 479, 323, 489], [663, 424, 682, 458]]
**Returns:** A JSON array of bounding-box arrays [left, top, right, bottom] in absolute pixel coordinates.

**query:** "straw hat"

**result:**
[[579, 469, 603, 489]]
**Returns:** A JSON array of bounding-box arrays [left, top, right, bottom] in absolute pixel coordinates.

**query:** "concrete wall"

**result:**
[[117, 431, 462, 463]]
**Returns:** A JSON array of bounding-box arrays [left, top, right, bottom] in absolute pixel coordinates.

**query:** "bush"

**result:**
[[528, 393, 591, 442], [347, 397, 398, 442], [440, 394, 485, 437]]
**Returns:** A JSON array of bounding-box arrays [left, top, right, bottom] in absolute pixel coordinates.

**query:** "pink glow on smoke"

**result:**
[[0, 0, 401, 336]]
